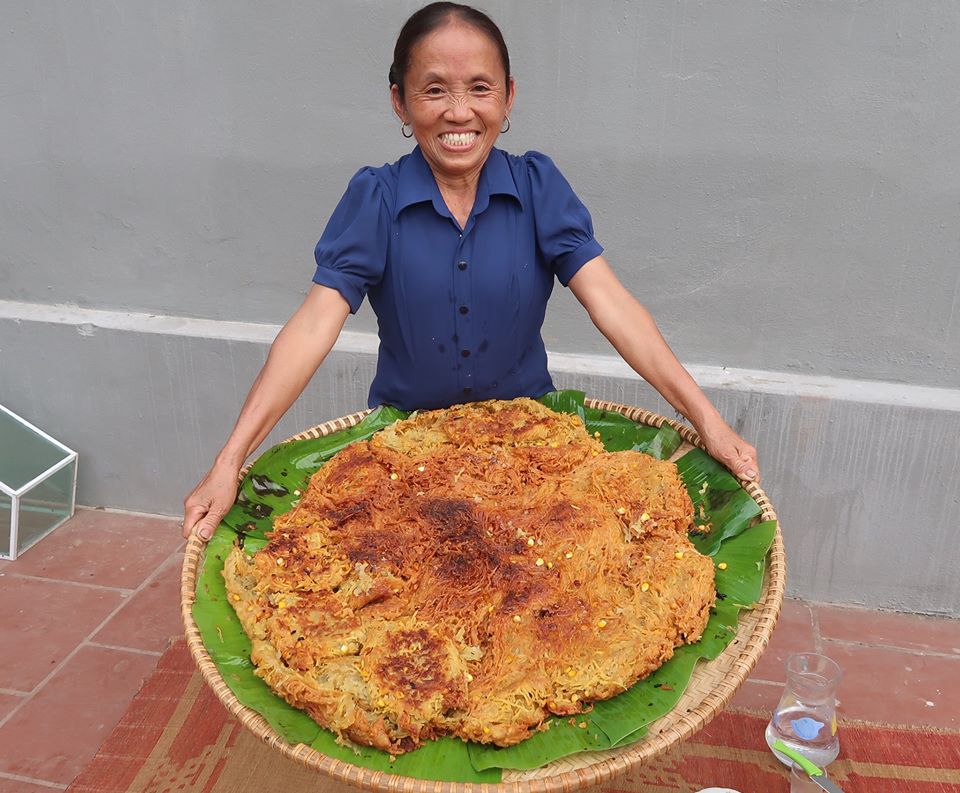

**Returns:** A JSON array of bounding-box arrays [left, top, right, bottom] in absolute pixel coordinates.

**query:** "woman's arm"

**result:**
[[568, 256, 759, 481], [182, 284, 352, 540]]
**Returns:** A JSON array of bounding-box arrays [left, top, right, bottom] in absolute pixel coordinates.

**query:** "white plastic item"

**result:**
[[695, 789, 742, 792]]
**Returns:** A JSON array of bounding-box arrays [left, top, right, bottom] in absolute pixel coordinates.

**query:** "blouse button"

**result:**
[[461, 349, 471, 358], [457, 261, 468, 271], [459, 305, 469, 315]]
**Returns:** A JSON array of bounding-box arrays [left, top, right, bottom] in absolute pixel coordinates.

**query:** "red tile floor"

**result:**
[[0, 507, 957, 790]]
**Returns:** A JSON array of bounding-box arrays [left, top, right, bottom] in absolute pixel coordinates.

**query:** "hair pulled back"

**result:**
[[389, 2, 511, 100]]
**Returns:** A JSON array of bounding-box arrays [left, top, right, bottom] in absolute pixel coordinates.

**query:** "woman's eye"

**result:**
[[472, 84, 491, 94], [426, 86, 445, 96]]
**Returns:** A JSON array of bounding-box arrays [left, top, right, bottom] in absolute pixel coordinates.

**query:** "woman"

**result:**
[[182, 2, 759, 541]]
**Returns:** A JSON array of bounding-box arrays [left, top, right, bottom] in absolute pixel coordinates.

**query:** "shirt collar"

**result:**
[[394, 146, 522, 220]]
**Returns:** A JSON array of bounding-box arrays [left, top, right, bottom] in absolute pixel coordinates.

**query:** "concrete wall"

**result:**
[[2, 2, 959, 614]]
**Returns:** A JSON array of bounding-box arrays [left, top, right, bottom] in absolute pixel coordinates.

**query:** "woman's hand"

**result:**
[[696, 419, 760, 483], [182, 462, 241, 541]]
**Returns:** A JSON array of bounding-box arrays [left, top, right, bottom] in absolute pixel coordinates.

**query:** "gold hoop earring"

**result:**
[[500, 117, 511, 134], [401, 121, 413, 139]]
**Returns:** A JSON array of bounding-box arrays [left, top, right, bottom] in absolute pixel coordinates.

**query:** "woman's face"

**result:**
[[392, 22, 515, 185]]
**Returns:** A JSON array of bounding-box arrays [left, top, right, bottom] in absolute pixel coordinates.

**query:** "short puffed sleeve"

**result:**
[[525, 151, 604, 285], [313, 168, 390, 313]]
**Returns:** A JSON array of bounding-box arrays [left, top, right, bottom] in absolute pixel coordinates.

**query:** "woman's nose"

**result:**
[[444, 92, 474, 122]]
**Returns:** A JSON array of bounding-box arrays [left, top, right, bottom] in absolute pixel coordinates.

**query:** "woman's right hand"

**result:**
[[182, 462, 241, 541]]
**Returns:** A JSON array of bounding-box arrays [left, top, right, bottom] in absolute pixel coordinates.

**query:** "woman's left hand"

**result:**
[[696, 420, 760, 483]]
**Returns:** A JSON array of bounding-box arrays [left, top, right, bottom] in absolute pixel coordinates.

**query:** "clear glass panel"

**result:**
[[17, 460, 75, 556], [0, 407, 71, 491], [0, 491, 11, 558]]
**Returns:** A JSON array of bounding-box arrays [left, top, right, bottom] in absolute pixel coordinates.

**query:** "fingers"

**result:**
[[183, 496, 226, 542], [181, 503, 207, 540], [193, 510, 223, 542], [729, 445, 760, 483]]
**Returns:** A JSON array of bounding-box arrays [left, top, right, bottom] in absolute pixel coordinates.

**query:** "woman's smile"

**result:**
[[438, 130, 480, 150]]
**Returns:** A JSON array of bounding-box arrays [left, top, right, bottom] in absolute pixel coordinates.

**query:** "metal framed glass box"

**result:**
[[0, 405, 78, 560]]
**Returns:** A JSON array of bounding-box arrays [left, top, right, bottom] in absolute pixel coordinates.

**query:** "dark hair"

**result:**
[[389, 2, 511, 100]]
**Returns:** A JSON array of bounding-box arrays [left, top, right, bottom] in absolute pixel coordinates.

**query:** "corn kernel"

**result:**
[[231, 593, 241, 602], [275, 557, 285, 566], [547, 561, 554, 569], [571, 694, 580, 703], [377, 699, 385, 707], [278, 600, 287, 609], [617, 507, 626, 515], [718, 562, 728, 570], [675, 550, 684, 560], [597, 619, 607, 628], [483, 727, 490, 734], [640, 512, 650, 521], [293, 489, 301, 496], [567, 668, 575, 677], [594, 431, 601, 438], [417, 465, 426, 472], [340, 644, 348, 653], [592, 451, 599, 456], [416, 491, 425, 496], [535, 558, 544, 566], [579, 721, 587, 729], [641, 582, 650, 592], [565, 551, 573, 559], [389, 472, 399, 480], [513, 615, 522, 623], [550, 442, 558, 448], [487, 605, 494, 613], [527, 538, 535, 546], [466, 672, 474, 682]]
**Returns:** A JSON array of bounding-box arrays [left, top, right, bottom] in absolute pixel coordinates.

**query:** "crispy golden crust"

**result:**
[[223, 398, 714, 753]]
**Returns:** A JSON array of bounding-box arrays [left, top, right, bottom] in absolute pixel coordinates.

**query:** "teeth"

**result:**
[[440, 132, 477, 147]]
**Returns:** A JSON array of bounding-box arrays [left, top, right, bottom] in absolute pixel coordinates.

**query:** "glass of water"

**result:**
[[765, 653, 842, 768]]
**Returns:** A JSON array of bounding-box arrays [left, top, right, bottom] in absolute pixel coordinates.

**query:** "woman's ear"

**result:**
[[505, 76, 516, 116], [390, 84, 406, 124]]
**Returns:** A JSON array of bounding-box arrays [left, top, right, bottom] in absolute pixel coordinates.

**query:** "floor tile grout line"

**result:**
[[77, 505, 183, 521], [87, 640, 163, 657], [0, 546, 183, 732], [811, 604, 823, 654], [0, 571, 135, 595], [0, 769, 67, 789], [820, 637, 960, 660], [744, 678, 784, 687]]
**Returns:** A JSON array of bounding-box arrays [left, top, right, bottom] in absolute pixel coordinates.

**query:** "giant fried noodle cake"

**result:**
[[223, 398, 715, 754]]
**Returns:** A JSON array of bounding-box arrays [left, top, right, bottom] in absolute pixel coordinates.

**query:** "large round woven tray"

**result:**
[[181, 398, 785, 792]]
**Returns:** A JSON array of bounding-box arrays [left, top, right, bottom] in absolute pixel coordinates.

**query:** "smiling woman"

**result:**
[[388, 11, 515, 223], [182, 1, 760, 541]]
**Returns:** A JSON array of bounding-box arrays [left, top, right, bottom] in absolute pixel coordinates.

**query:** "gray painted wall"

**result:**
[[2, 2, 959, 614], [2, 311, 958, 616], [4, 1, 959, 385]]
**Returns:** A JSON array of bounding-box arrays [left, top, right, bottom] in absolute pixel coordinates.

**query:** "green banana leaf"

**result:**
[[679, 448, 763, 553], [539, 390, 683, 459], [192, 391, 776, 781]]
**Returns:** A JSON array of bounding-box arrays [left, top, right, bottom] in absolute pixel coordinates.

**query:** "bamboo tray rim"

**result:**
[[180, 397, 785, 792]]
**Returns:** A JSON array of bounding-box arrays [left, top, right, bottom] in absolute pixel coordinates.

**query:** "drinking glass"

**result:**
[[765, 653, 842, 767]]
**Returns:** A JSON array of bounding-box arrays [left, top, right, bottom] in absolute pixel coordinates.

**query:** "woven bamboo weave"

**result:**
[[181, 398, 786, 792]]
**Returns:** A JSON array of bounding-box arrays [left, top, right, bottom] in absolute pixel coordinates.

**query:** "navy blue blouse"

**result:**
[[313, 146, 603, 411]]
